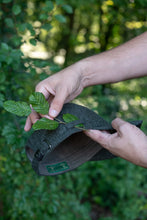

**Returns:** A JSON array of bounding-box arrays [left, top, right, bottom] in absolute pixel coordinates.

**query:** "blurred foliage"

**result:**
[[0, 0, 147, 219]]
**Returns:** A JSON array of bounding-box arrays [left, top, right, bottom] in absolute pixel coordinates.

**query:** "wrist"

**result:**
[[76, 58, 93, 88], [77, 52, 118, 88]]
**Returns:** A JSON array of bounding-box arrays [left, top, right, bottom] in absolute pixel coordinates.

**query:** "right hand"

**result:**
[[24, 63, 84, 131]]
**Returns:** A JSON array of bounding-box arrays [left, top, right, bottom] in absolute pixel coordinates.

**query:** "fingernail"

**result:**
[[44, 115, 53, 120], [85, 130, 94, 134], [49, 109, 58, 118], [34, 119, 39, 123], [24, 125, 29, 131]]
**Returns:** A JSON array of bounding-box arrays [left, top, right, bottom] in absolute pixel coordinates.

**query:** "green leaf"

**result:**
[[2, 123, 16, 145], [39, 14, 48, 20], [27, 23, 35, 36], [55, 14, 66, 23], [12, 4, 21, 15], [41, 24, 52, 31], [5, 18, 14, 28], [0, 72, 6, 84], [75, 124, 85, 129], [63, 113, 78, 123], [2, 0, 12, 3], [56, 0, 65, 5], [29, 92, 49, 115], [3, 100, 31, 116], [17, 23, 27, 32], [62, 5, 73, 14], [11, 35, 22, 47], [0, 93, 5, 107], [29, 39, 37, 46], [50, 65, 61, 73], [1, 43, 9, 51], [33, 118, 59, 130], [45, 1, 54, 11]]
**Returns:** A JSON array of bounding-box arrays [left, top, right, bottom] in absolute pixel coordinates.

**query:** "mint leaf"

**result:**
[[33, 118, 59, 130], [3, 100, 31, 116], [63, 113, 78, 123], [29, 92, 49, 115]]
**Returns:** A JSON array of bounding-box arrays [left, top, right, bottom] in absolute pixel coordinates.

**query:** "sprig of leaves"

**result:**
[[3, 92, 85, 131]]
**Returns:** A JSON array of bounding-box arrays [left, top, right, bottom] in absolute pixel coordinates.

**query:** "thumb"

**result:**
[[111, 118, 127, 136], [84, 130, 111, 148], [49, 87, 67, 118]]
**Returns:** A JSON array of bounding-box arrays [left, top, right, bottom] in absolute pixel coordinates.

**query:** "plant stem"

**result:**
[[55, 117, 66, 124], [74, 126, 86, 131], [55, 118, 85, 131]]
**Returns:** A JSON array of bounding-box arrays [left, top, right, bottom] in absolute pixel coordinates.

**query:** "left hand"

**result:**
[[84, 118, 147, 168]]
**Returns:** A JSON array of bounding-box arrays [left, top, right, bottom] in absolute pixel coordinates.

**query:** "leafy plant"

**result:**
[[3, 92, 84, 131], [1, 0, 147, 219]]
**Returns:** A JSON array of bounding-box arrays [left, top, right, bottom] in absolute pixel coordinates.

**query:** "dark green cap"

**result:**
[[25, 103, 142, 176]]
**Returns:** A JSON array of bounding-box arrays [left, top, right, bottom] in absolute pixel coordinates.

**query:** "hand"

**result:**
[[85, 118, 147, 168], [24, 62, 84, 131]]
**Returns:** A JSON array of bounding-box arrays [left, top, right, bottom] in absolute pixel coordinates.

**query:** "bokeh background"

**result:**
[[0, 0, 147, 219]]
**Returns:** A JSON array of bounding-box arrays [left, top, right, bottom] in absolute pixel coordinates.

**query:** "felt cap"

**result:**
[[25, 103, 142, 176]]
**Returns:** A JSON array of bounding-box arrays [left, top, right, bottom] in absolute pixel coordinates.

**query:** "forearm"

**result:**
[[78, 31, 147, 87]]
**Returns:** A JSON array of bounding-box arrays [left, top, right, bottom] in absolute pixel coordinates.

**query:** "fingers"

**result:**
[[35, 82, 55, 100], [111, 118, 126, 131], [24, 116, 32, 131], [111, 118, 134, 137], [24, 111, 40, 131], [36, 80, 68, 118], [49, 87, 67, 118], [84, 130, 111, 149]]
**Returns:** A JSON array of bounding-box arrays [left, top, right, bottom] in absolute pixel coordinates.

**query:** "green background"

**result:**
[[0, 0, 147, 219]]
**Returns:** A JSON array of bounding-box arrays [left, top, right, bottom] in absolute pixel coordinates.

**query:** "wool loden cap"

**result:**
[[25, 103, 142, 176]]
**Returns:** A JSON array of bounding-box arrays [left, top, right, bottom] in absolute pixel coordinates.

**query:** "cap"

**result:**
[[25, 103, 142, 176]]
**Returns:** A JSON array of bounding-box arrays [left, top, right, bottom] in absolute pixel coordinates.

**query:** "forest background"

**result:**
[[0, 0, 147, 219]]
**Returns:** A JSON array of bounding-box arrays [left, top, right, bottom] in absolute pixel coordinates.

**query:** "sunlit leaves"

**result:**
[[3, 101, 31, 116], [33, 118, 59, 130]]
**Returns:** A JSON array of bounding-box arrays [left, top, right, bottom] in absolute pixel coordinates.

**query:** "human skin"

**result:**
[[24, 31, 147, 168]]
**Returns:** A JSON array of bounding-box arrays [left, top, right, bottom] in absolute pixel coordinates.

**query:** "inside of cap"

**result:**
[[26, 132, 102, 176], [26, 146, 35, 162]]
